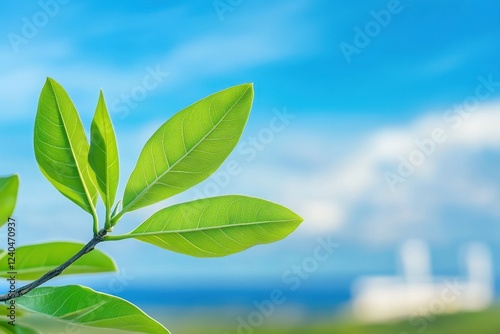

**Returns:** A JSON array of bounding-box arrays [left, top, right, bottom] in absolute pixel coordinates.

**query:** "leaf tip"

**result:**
[[242, 82, 254, 92], [286, 208, 304, 227], [45, 77, 56, 85], [42, 77, 52, 90], [44, 77, 62, 92]]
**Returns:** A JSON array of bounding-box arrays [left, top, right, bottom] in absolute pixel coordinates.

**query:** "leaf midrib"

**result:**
[[96, 96, 111, 209], [18, 286, 170, 333], [123, 85, 251, 212], [45, 80, 93, 211], [131, 217, 301, 237]]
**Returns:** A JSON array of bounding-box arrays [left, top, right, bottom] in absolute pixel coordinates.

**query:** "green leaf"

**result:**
[[16, 285, 170, 333], [0, 242, 116, 280], [0, 174, 19, 227], [0, 305, 26, 317], [120, 84, 253, 214], [89, 90, 119, 214], [124, 195, 303, 257], [34, 78, 98, 214], [0, 305, 35, 333]]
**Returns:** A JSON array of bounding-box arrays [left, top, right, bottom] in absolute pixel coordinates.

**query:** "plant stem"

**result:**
[[103, 234, 132, 241], [0, 228, 108, 302], [92, 208, 99, 235], [110, 210, 125, 227]]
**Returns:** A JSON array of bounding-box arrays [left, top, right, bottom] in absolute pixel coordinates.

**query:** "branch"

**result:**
[[0, 228, 108, 302]]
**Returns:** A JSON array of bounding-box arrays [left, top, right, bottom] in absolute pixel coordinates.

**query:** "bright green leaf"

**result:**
[[89, 90, 119, 214], [0, 174, 18, 227], [124, 195, 303, 257], [0, 242, 116, 280], [16, 285, 170, 333], [120, 84, 253, 214], [34, 78, 98, 214]]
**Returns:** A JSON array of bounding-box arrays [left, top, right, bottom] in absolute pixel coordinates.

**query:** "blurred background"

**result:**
[[1, 1, 500, 333]]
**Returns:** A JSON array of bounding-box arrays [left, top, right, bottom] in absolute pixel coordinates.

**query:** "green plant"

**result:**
[[0, 78, 303, 333]]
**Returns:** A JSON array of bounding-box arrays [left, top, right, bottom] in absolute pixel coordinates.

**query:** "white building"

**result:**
[[351, 239, 494, 322]]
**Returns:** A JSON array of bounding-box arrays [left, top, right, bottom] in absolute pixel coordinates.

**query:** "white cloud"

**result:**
[[230, 101, 500, 244], [451, 109, 500, 147]]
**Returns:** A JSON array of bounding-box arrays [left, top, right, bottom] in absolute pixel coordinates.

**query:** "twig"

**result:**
[[0, 228, 107, 302]]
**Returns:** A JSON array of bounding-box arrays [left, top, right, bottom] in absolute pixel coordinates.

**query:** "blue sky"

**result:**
[[1, 0, 500, 311]]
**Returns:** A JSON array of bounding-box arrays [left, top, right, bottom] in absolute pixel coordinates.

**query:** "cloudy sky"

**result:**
[[1, 1, 500, 296]]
